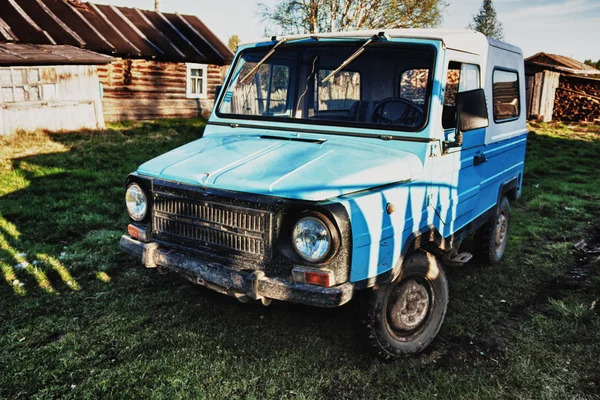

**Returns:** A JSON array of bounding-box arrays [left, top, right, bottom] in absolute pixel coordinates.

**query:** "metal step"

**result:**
[[444, 252, 473, 267]]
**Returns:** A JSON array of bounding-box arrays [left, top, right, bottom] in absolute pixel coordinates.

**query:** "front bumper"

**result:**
[[120, 235, 354, 307]]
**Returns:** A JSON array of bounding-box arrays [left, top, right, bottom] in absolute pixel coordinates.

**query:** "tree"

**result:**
[[468, 0, 504, 40], [258, 0, 448, 35], [228, 35, 241, 52], [584, 59, 600, 70]]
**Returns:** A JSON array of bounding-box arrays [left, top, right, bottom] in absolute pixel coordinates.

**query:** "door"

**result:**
[[431, 57, 486, 237]]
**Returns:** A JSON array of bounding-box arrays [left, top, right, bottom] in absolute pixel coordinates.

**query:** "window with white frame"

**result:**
[[0, 67, 58, 103], [186, 63, 208, 99]]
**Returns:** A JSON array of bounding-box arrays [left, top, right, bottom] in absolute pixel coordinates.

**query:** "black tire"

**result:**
[[474, 196, 511, 264], [357, 250, 449, 360]]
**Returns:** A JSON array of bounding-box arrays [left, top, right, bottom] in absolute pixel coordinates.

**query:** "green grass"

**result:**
[[1, 120, 599, 399]]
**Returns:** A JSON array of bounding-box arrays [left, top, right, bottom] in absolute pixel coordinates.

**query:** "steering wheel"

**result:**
[[371, 98, 424, 127]]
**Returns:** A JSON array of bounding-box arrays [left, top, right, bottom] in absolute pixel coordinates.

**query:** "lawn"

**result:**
[[0, 120, 599, 399]]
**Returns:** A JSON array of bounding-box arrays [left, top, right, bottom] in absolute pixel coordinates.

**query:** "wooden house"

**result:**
[[525, 53, 600, 123], [0, 0, 233, 135]]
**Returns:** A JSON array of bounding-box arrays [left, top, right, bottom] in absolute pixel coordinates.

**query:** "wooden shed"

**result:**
[[0, 43, 113, 135], [0, 0, 233, 126], [525, 53, 600, 123]]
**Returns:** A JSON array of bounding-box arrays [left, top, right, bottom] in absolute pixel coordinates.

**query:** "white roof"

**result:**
[[245, 29, 522, 56]]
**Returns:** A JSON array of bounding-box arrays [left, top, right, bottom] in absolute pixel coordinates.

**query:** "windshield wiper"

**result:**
[[240, 38, 287, 84], [321, 32, 388, 84]]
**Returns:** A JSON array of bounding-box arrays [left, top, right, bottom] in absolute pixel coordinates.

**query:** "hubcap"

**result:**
[[495, 212, 508, 253], [388, 278, 430, 332]]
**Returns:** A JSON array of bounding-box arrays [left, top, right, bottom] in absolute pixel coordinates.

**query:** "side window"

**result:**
[[493, 69, 520, 121], [315, 70, 360, 111], [400, 69, 429, 104], [459, 64, 480, 92], [442, 62, 481, 129]]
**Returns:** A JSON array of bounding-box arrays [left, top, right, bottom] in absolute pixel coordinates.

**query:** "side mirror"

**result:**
[[214, 85, 223, 101], [446, 89, 489, 151], [457, 88, 489, 133]]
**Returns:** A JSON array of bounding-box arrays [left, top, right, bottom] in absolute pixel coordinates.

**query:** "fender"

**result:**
[[352, 225, 447, 290], [497, 175, 520, 210], [354, 198, 503, 291]]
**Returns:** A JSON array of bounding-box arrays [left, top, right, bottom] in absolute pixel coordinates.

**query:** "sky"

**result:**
[[100, 0, 600, 62]]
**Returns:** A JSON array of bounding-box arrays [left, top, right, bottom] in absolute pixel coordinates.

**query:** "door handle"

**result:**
[[474, 154, 488, 166]]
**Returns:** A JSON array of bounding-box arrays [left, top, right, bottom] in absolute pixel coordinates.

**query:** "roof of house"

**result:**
[[244, 29, 523, 57], [0, 42, 115, 65], [0, 0, 233, 65], [525, 52, 600, 76]]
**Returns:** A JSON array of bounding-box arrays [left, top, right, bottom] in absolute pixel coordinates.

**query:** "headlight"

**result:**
[[125, 183, 147, 221], [292, 217, 332, 263]]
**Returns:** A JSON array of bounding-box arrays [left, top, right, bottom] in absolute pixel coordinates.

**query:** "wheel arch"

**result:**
[[498, 176, 520, 207], [353, 225, 448, 290]]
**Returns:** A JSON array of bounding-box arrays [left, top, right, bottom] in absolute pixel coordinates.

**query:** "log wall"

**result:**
[[98, 59, 225, 122]]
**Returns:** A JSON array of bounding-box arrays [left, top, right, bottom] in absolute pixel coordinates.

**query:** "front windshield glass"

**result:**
[[217, 43, 435, 132]]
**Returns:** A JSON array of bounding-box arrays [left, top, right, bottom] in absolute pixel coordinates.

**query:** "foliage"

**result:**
[[228, 34, 241, 52], [0, 121, 599, 398], [258, 0, 448, 35], [468, 0, 504, 40], [584, 58, 600, 70]]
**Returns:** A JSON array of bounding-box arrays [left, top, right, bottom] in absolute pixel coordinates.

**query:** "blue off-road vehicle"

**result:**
[[121, 29, 527, 359]]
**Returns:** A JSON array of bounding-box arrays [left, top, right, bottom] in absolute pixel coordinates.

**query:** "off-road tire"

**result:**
[[474, 196, 511, 264], [357, 250, 449, 360]]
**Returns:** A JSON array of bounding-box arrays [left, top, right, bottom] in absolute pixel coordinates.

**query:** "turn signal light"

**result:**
[[305, 271, 331, 287], [292, 267, 334, 288], [128, 224, 149, 242]]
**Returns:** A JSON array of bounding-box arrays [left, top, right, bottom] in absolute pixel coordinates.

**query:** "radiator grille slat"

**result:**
[[152, 193, 271, 260]]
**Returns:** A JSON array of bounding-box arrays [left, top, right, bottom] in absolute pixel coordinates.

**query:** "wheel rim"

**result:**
[[386, 278, 430, 334], [494, 211, 508, 254]]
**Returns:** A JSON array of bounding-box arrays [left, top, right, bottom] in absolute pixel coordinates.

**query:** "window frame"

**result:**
[[0, 67, 57, 104], [492, 67, 521, 124], [215, 43, 438, 135], [440, 62, 481, 130], [186, 63, 209, 99]]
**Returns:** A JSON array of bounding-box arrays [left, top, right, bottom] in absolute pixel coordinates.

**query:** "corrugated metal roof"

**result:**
[[525, 52, 600, 76], [0, 43, 115, 65], [0, 0, 233, 65]]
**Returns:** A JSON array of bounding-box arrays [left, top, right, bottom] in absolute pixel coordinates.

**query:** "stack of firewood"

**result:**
[[553, 76, 600, 123]]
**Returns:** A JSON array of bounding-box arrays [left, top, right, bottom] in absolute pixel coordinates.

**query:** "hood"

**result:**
[[137, 133, 424, 201]]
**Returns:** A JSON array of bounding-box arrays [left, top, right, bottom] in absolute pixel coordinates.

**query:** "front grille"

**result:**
[[152, 193, 272, 260]]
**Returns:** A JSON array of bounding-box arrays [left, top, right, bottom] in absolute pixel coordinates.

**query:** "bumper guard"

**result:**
[[120, 235, 354, 308]]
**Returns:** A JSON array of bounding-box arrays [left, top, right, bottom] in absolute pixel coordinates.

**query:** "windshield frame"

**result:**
[[214, 39, 439, 136]]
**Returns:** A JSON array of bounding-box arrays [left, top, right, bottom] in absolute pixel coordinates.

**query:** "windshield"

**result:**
[[217, 43, 436, 132]]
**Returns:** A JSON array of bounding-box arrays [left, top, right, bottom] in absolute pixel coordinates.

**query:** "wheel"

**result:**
[[371, 97, 424, 127], [357, 250, 449, 360], [474, 196, 511, 264]]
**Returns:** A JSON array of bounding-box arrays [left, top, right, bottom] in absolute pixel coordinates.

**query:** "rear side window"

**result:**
[[315, 70, 361, 111], [493, 70, 520, 121]]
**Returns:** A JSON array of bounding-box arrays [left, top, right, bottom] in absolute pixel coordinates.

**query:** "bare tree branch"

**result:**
[[259, 0, 448, 35]]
